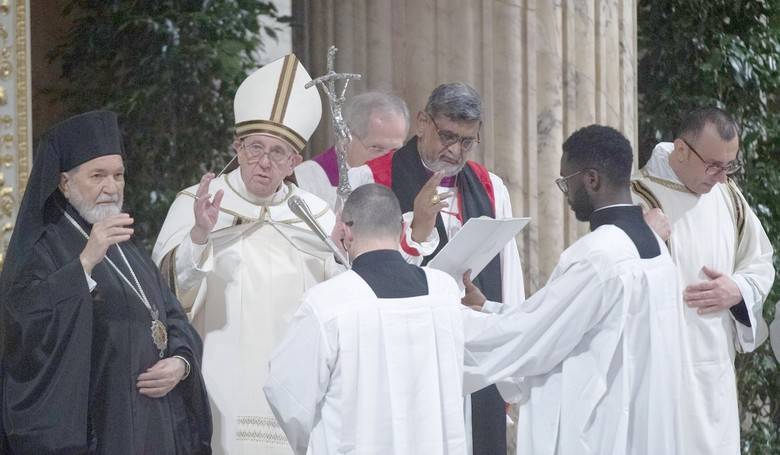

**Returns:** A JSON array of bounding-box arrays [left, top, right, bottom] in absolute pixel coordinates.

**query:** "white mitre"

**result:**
[[234, 53, 323, 153]]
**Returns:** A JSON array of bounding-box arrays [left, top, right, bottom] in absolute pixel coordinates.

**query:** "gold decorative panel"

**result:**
[[0, 0, 30, 270]]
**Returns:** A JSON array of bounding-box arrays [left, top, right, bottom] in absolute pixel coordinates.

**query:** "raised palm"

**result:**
[[191, 173, 224, 244]]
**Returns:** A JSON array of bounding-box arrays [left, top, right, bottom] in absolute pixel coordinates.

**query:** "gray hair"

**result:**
[[425, 82, 482, 122], [344, 92, 410, 138], [342, 184, 403, 240]]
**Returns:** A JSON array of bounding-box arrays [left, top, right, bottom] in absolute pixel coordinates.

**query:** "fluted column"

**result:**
[[297, 0, 637, 291]]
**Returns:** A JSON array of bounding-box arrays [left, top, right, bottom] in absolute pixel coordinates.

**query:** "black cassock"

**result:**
[[1, 199, 211, 454]]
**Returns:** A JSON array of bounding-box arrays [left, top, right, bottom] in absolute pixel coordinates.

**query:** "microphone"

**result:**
[[288, 195, 350, 268]]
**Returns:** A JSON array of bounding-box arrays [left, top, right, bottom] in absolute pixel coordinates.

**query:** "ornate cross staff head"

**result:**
[[305, 46, 362, 211]]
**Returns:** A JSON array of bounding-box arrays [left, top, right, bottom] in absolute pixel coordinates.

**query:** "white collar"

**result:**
[[593, 203, 635, 213], [227, 168, 289, 205], [645, 142, 685, 183]]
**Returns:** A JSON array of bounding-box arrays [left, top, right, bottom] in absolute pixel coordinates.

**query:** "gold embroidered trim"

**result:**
[[223, 177, 296, 208], [271, 54, 298, 124], [725, 178, 746, 244], [159, 246, 179, 298], [235, 415, 289, 447], [631, 180, 663, 211], [177, 184, 330, 226], [631, 179, 671, 250], [234, 120, 305, 153], [640, 169, 693, 194]]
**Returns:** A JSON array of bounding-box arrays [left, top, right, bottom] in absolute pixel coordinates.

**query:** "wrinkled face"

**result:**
[[348, 111, 408, 167], [674, 123, 740, 194], [416, 112, 480, 177], [59, 154, 125, 224], [559, 153, 594, 222], [234, 133, 301, 198]]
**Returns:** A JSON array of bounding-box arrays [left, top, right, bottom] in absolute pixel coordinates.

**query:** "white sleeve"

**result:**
[[264, 300, 334, 455], [347, 164, 375, 189], [730, 200, 775, 352], [173, 234, 215, 293], [399, 211, 440, 265], [295, 161, 338, 210], [84, 272, 97, 292], [462, 258, 612, 399]]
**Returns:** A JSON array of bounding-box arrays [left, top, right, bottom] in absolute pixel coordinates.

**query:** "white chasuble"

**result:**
[[153, 169, 340, 455], [631, 142, 775, 454]]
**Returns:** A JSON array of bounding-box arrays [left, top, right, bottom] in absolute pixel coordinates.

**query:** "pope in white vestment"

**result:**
[[632, 138, 774, 453], [153, 54, 340, 455]]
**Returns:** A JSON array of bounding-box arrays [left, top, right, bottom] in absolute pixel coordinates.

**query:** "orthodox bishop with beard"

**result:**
[[0, 111, 211, 454]]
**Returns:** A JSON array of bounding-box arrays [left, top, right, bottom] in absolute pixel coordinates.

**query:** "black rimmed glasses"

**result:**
[[427, 113, 481, 152], [555, 169, 591, 194], [681, 138, 742, 175]]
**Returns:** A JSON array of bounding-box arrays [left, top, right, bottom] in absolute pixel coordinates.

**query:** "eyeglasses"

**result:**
[[555, 168, 591, 194], [241, 140, 292, 165], [354, 135, 395, 156], [681, 138, 742, 176], [427, 113, 480, 152]]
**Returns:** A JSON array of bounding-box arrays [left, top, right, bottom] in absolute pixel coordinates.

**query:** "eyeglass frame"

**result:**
[[680, 138, 742, 176], [353, 134, 395, 156], [239, 138, 294, 165], [555, 168, 594, 194], [426, 113, 481, 152]]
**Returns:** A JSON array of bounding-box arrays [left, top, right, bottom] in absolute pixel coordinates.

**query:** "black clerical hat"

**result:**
[[0, 110, 125, 291]]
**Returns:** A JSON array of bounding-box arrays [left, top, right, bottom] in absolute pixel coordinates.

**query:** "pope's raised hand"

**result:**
[[190, 173, 224, 245], [411, 171, 453, 243], [80, 213, 134, 275]]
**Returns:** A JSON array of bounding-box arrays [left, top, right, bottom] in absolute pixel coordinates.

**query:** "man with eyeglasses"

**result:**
[[631, 107, 774, 454], [349, 82, 525, 455], [294, 91, 410, 210], [152, 54, 343, 455]]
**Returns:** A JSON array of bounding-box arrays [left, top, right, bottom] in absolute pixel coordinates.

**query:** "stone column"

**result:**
[[296, 0, 638, 290]]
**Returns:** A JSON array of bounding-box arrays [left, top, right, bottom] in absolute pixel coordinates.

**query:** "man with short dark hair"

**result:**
[[0, 111, 211, 454], [631, 107, 775, 453], [464, 124, 688, 454], [295, 91, 410, 210], [264, 184, 471, 454], [349, 82, 525, 455]]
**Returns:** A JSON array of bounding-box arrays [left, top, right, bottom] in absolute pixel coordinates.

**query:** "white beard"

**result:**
[[421, 156, 466, 177], [67, 186, 123, 224]]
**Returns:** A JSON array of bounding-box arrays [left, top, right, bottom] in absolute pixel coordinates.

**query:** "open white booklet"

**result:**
[[427, 216, 530, 289]]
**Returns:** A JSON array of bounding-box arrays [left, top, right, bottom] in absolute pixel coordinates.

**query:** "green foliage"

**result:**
[[48, 0, 280, 249], [638, 0, 780, 452]]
